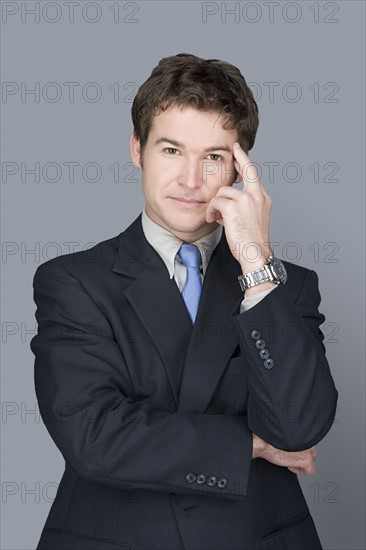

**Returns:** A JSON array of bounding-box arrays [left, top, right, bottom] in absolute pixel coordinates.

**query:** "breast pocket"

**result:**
[[256, 513, 323, 549], [37, 528, 131, 550]]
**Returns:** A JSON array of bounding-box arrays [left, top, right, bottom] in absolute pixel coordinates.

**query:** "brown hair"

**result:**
[[131, 53, 259, 180]]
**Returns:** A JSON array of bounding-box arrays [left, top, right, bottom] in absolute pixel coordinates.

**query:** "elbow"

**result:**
[[281, 389, 339, 452]]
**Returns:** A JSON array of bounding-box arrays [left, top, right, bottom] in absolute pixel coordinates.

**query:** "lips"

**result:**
[[171, 197, 204, 203]]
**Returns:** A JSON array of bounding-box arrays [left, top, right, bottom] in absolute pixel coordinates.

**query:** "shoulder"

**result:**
[[33, 233, 122, 283]]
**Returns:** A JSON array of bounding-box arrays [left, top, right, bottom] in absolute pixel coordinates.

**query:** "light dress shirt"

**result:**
[[141, 207, 277, 313]]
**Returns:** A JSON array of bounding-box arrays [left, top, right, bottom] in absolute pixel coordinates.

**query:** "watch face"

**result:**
[[270, 257, 287, 283]]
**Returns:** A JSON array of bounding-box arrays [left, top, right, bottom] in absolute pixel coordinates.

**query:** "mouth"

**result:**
[[170, 197, 205, 207]]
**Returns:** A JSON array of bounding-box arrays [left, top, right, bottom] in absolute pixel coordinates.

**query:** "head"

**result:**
[[130, 53, 259, 242]]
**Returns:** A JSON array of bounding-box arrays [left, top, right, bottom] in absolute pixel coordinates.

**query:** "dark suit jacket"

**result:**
[[30, 213, 338, 550]]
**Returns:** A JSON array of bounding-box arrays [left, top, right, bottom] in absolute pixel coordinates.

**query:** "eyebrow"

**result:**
[[154, 137, 232, 153]]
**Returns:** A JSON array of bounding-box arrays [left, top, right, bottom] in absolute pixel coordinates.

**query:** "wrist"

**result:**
[[252, 433, 267, 459], [239, 259, 267, 274], [239, 258, 277, 297], [244, 281, 277, 297], [239, 245, 273, 274]]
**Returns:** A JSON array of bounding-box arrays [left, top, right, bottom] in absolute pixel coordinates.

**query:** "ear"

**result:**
[[130, 133, 141, 168]]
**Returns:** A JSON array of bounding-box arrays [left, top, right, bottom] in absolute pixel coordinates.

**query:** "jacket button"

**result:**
[[263, 358, 275, 369], [250, 329, 261, 340], [259, 348, 270, 360], [196, 473, 206, 485], [206, 475, 217, 487], [255, 339, 266, 350], [217, 477, 228, 489], [185, 472, 196, 484]]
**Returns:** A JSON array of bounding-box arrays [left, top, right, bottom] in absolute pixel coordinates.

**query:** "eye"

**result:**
[[164, 148, 178, 155], [207, 154, 224, 162]]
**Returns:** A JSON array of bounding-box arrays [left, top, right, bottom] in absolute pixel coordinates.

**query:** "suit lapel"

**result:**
[[112, 214, 193, 406], [176, 230, 244, 411], [112, 214, 245, 411]]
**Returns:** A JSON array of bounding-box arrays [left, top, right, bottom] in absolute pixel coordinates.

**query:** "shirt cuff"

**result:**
[[240, 285, 278, 313]]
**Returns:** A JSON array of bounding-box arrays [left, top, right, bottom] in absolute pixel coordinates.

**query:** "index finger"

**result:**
[[233, 142, 262, 188]]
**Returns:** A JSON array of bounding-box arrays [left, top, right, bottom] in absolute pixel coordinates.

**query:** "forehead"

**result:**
[[149, 105, 238, 142]]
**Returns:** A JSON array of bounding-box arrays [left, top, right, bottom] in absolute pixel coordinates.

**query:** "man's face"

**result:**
[[130, 105, 241, 243]]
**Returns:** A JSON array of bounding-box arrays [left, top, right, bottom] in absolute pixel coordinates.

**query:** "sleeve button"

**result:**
[[255, 339, 266, 350], [263, 358, 275, 369], [206, 475, 217, 487], [259, 348, 270, 359], [250, 329, 261, 340], [196, 473, 206, 485], [185, 472, 196, 483], [217, 477, 228, 489]]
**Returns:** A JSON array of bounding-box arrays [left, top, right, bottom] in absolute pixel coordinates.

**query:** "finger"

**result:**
[[301, 452, 316, 474], [233, 160, 267, 200], [217, 178, 269, 207], [233, 143, 263, 191], [284, 450, 312, 470], [214, 185, 243, 199], [303, 462, 316, 475], [287, 467, 301, 474], [206, 196, 231, 223], [288, 462, 315, 475]]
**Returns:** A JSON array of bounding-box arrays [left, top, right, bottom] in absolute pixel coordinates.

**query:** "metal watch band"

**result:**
[[237, 263, 276, 291]]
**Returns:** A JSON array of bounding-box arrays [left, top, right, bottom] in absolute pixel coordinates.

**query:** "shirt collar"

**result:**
[[141, 207, 223, 279]]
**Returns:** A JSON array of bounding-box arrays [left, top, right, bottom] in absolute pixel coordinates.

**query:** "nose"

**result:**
[[178, 158, 203, 189]]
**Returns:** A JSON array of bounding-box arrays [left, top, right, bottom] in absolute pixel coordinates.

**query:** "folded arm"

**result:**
[[31, 260, 253, 501], [233, 268, 338, 452]]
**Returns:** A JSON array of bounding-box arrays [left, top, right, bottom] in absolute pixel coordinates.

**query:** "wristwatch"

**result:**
[[237, 255, 287, 291]]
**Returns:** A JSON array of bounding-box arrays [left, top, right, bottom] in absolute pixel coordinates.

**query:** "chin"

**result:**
[[166, 215, 205, 231]]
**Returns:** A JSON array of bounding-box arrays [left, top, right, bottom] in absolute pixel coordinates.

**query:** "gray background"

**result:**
[[1, 1, 365, 548]]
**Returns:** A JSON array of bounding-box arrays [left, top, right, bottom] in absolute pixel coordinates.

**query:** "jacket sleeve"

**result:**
[[31, 260, 253, 501], [232, 268, 339, 452]]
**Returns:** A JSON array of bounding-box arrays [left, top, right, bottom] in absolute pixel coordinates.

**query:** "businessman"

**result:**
[[31, 53, 338, 549]]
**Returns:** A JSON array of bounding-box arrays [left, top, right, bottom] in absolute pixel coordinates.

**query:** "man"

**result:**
[[31, 53, 338, 549]]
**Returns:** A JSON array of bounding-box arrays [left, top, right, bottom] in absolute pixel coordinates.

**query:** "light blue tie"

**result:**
[[177, 243, 203, 324]]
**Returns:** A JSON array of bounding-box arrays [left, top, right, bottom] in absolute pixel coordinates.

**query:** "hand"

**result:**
[[252, 433, 317, 475], [206, 142, 273, 273]]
